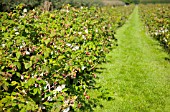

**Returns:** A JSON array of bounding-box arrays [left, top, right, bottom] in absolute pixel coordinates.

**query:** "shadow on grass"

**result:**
[[165, 57, 170, 63], [85, 64, 115, 111], [88, 86, 115, 111]]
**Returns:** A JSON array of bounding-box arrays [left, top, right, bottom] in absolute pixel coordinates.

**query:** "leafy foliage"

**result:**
[[52, 0, 104, 9], [121, 0, 139, 4], [139, 4, 170, 52], [0, 4, 134, 111], [140, 0, 170, 4], [0, 0, 41, 12], [0, 0, 104, 12]]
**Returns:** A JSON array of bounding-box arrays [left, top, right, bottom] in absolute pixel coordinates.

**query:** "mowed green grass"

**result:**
[[89, 6, 170, 112]]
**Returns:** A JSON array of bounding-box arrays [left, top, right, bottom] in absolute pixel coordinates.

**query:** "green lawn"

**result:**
[[89, 6, 170, 112]]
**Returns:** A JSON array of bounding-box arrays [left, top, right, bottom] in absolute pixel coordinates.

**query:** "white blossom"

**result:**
[[23, 8, 27, 13], [22, 90, 27, 94], [72, 46, 79, 51], [40, 72, 44, 76], [47, 96, 52, 101], [85, 29, 88, 34], [2, 44, 5, 47], [66, 43, 72, 47], [80, 6, 83, 9], [163, 38, 167, 42], [82, 35, 86, 40], [44, 59, 47, 63], [35, 84, 38, 87], [44, 81, 50, 91], [20, 45, 23, 49], [39, 104, 46, 109], [55, 84, 65, 92], [64, 99, 69, 104], [21, 75, 24, 80], [164, 29, 168, 32], [26, 51, 30, 55], [78, 32, 82, 35], [61, 9, 69, 13], [63, 107, 70, 112], [61, 84, 65, 88], [14, 27, 18, 31], [155, 32, 158, 36], [95, 29, 98, 32], [56, 86, 62, 92], [82, 66, 86, 70], [20, 16, 24, 18], [15, 32, 19, 35]]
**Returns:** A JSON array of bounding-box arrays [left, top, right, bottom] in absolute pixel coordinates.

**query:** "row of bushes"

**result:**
[[140, 0, 170, 4], [0, 0, 104, 12], [139, 4, 170, 52], [0, 4, 134, 111]]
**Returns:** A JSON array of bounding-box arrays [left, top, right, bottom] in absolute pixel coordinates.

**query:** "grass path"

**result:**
[[90, 6, 170, 112]]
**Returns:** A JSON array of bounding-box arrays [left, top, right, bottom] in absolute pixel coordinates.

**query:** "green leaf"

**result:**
[[7, 42, 13, 47], [43, 102, 50, 106], [26, 102, 33, 110], [11, 81, 18, 86], [25, 28, 29, 33], [27, 78, 36, 86], [50, 31, 56, 37], [24, 61, 32, 69], [44, 48, 51, 58], [58, 55, 65, 60], [33, 88, 38, 95], [18, 104, 25, 109], [20, 107, 26, 112], [12, 103, 17, 107], [16, 52, 21, 59], [14, 62, 21, 70], [33, 88, 41, 95], [44, 38, 50, 45]]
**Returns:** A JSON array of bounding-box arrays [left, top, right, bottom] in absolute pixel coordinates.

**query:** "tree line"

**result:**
[[0, 0, 103, 12]]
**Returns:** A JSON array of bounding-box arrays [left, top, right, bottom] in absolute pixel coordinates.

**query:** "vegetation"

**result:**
[[139, 4, 170, 52], [122, 0, 139, 4], [90, 6, 170, 112], [0, 0, 104, 12], [140, 0, 170, 4], [0, 4, 134, 111], [0, 0, 170, 111]]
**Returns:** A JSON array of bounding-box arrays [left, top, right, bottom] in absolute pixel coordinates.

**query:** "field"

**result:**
[[0, 2, 170, 112]]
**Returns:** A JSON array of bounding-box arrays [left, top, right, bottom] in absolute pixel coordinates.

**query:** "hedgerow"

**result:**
[[139, 4, 170, 52], [0, 4, 134, 111]]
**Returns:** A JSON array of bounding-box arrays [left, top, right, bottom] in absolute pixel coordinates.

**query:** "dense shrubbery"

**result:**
[[0, 4, 134, 111], [121, 0, 140, 4], [140, 0, 170, 4], [0, 0, 41, 12], [139, 4, 170, 51], [0, 0, 103, 12], [52, 0, 103, 9]]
